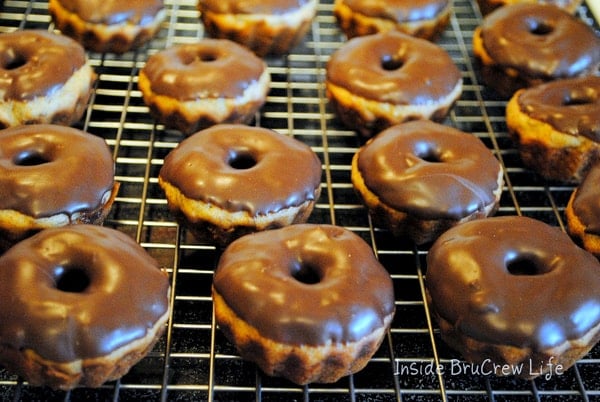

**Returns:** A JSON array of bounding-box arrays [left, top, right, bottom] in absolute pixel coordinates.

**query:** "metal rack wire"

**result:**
[[0, 0, 599, 400]]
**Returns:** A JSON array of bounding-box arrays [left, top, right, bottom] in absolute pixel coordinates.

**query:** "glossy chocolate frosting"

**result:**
[[199, 0, 311, 15], [214, 224, 395, 345], [571, 163, 600, 234], [326, 31, 462, 104], [341, 0, 449, 22], [0, 225, 170, 362], [159, 124, 322, 215], [517, 76, 600, 142], [141, 40, 267, 101], [0, 124, 115, 218], [356, 121, 502, 219], [426, 215, 600, 349], [480, 3, 600, 79], [56, 0, 164, 25], [0, 30, 88, 101]]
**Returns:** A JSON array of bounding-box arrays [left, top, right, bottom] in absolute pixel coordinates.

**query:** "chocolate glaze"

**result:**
[[159, 124, 322, 215], [326, 31, 462, 104], [571, 163, 600, 234], [356, 121, 502, 219], [0, 30, 87, 101], [0, 124, 115, 218], [199, 0, 311, 15], [341, 0, 449, 22], [55, 0, 164, 25], [517, 76, 600, 142], [0, 225, 170, 362], [141, 40, 267, 101], [480, 3, 600, 79], [426, 215, 600, 349], [214, 224, 395, 345]]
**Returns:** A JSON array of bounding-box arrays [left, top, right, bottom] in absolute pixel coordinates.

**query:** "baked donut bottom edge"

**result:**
[[325, 80, 462, 138], [48, 0, 167, 54], [333, 0, 452, 40], [213, 288, 394, 385], [158, 177, 321, 247]]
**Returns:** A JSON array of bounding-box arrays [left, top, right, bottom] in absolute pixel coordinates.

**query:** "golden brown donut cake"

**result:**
[[476, 0, 583, 16], [334, 0, 452, 40], [213, 224, 395, 384], [138, 39, 270, 135], [326, 31, 462, 138], [0, 225, 171, 390], [351, 121, 503, 244], [158, 124, 322, 246], [566, 163, 600, 257], [0, 30, 95, 128], [48, 0, 166, 54], [506, 76, 600, 183], [197, 0, 317, 56], [426, 216, 600, 379], [0, 124, 118, 251], [473, 3, 600, 98]]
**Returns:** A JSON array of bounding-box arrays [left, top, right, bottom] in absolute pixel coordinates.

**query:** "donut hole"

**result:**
[[562, 94, 595, 107], [228, 150, 257, 170], [13, 150, 51, 166], [54, 266, 91, 293], [506, 256, 548, 276], [527, 19, 554, 36], [381, 54, 404, 71], [183, 50, 218, 65], [415, 142, 442, 163], [2, 54, 27, 70], [290, 261, 322, 285], [419, 150, 442, 163]]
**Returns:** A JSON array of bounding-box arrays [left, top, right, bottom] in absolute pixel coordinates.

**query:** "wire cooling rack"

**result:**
[[0, 0, 599, 401]]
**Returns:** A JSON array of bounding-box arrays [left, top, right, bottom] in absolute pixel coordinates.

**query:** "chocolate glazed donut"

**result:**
[[213, 224, 395, 384], [325, 31, 462, 137], [351, 120, 503, 244], [0, 124, 117, 250], [426, 216, 600, 379], [0, 30, 95, 127], [0, 225, 171, 390], [138, 39, 270, 134], [473, 3, 600, 97]]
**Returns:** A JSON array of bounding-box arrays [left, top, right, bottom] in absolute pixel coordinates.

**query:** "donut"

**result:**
[[158, 124, 322, 246], [425, 215, 600, 379], [0, 124, 118, 251], [213, 224, 395, 384], [0, 30, 95, 128], [0, 225, 171, 390], [566, 163, 600, 257], [48, 0, 166, 54], [333, 0, 452, 40], [472, 3, 600, 98], [506, 76, 600, 183], [197, 0, 318, 57], [138, 39, 270, 135], [325, 31, 463, 138], [476, 0, 583, 16], [351, 121, 503, 245]]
